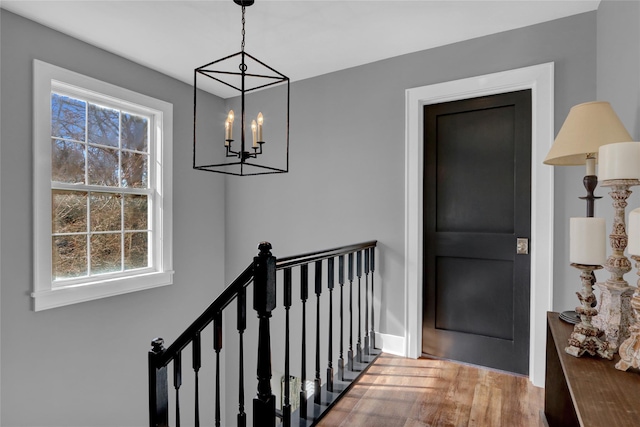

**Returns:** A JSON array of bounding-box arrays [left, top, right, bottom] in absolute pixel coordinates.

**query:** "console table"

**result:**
[[545, 312, 640, 426]]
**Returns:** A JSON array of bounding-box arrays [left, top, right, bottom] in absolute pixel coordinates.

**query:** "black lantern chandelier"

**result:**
[[193, 0, 290, 176]]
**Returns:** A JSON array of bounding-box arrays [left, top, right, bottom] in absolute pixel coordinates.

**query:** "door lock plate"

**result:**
[[517, 238, 529, 255]]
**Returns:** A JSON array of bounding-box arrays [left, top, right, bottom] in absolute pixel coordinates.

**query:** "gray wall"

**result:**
[[224, 11, 598, 334], [4, 2, 640, 426], [597, 0, 640, 139], [1, 10, 227, 426], [543, 0, 640, 327], [221, 10, 599, 423], [546, 0, 640, 358], [595, 0, 640, 226]]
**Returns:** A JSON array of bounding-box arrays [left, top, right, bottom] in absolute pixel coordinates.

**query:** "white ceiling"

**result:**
[[2, 0, 600, 98]]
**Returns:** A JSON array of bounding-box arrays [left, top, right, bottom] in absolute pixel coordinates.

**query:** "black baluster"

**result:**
[[149, 338, 168, 427], [283, 268, 292, 427], [357, 250, 363, 363], [338, 255, 345, 380], [314, 260, 322, 405], [174, 352, 182, 427], [327, 257, 335, 392], [364, 249, 370, 356], [253, 242, 277, 427], [193, 332, 201, 427], [238, 286, 247, 427], [300, 263, 308, 419], [347, 253, 354, 371], [370, 247, 376, 350], [214, 312, 223, 427]]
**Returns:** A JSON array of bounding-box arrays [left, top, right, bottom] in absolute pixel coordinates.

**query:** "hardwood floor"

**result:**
[[316, 353, 544, 427]]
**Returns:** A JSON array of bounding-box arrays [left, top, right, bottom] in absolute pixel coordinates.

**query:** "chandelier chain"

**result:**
[[241, 6, 246, 52]]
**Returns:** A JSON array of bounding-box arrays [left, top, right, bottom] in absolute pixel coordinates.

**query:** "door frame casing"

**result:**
[[404, 62, 554, 387]]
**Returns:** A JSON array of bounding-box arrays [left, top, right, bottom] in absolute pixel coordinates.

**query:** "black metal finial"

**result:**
[[258, 242, 272, 257], [233, 0, 254, 6], [150, 337, 165, 353]]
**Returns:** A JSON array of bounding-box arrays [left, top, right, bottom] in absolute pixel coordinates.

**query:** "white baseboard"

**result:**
[[375, 332, 406, 356]]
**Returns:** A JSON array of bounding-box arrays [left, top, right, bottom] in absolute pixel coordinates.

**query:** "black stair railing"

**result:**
[[149, 240, 378, 427]]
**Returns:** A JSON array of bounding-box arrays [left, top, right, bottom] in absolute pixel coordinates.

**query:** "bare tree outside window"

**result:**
[[51, 93, 150, 281]]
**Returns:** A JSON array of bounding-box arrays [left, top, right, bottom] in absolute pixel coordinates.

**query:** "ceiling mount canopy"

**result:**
[[193, 0, 290, 176]]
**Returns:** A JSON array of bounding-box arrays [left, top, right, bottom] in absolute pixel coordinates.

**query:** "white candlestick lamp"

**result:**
[[565, 217, 613, 359], [592, 141, 640, 350], [616, 208, 640, 370]]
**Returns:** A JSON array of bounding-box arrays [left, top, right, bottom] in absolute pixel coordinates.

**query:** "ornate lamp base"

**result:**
[[566, 323, 613, 359], [616, 256, 640, 371], [565, 264, 614, 360], [592, 282, 634, 350], [592, 179, 640, 351], [616, 323, 640, 370]]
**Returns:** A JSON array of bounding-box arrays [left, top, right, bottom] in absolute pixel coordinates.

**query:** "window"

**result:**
[[33, 60, 173, 311]]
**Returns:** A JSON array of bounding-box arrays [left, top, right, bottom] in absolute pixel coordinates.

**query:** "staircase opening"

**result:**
[[149, 241, 379, 427]]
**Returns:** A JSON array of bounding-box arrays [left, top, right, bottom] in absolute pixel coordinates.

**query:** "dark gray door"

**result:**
[[422, 90, 532, 375]]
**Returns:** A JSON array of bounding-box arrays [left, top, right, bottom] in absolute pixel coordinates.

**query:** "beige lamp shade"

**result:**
[[544, 101, 631, 165]]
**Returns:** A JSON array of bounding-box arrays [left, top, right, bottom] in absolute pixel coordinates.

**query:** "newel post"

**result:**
[[149, 338, 169, 427], [253, 242, 277, 427]]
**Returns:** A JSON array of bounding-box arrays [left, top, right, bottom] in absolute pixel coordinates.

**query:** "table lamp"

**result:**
[[544, 101, 632, 350], [544, 101, 632, 216]]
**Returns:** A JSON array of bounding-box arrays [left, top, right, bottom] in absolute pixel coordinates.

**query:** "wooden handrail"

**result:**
[[153, 241, 376, 368], [153, 264, 254, 368], [276, 240, 377, 270]]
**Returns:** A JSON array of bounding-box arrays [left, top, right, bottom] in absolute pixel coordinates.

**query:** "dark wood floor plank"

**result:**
[[316, 353, 543, 427]]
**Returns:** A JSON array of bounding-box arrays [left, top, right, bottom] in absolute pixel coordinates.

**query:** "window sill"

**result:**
[[31, 270, 174, 311]]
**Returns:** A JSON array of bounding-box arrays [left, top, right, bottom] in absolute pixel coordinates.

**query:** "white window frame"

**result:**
[[32, 60, 173, 311]]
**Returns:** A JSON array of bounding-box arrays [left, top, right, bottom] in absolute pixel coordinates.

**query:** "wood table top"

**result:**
[[547, 312, 640, 426]]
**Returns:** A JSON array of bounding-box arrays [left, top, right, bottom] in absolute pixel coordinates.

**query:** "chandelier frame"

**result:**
[[192, 1, 290, 176]]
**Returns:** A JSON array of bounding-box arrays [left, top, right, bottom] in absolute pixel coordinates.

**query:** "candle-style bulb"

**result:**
[[257, 112, 264, 142], [225, 110, 235, 141], [251, 119, 258, 148], [225, 120, 231, 145]]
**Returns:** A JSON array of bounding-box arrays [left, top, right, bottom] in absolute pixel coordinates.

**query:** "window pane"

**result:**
[[122, 113, 148, 152], [51, 93, 86, 142], [124, 194, 148, 231], [88, 103, 119, 147], [121, 152, 148, 188], [90, 192, 121, 232], [53, 235, 88, 279], [124, 232, 148, 270], [52, 139, 85, 183], [88, 145, 119, 186], [91, 233, 121, 275], [52, 190, 87, 234]]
